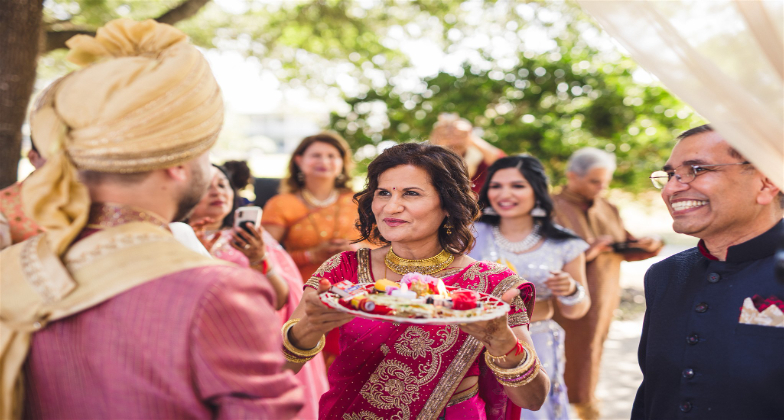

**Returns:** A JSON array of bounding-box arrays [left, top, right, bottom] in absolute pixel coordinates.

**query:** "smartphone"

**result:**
[[234, 206, 262, 235], [611, 241, 645, 253]]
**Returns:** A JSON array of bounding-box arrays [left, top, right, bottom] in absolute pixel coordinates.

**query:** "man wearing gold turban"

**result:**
[[0, 19, 303, 419]]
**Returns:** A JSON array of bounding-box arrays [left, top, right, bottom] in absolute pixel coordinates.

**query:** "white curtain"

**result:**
[[578, 0, 784, 189]]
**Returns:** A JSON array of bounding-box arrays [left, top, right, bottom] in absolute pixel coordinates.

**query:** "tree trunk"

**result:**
[[0, 0, 42, 189]]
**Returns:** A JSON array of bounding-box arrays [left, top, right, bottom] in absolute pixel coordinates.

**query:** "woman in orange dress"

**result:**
[[262, 132, 362, 368]]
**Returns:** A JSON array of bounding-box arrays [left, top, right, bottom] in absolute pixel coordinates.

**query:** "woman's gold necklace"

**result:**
[[384, 248, 455, 275]]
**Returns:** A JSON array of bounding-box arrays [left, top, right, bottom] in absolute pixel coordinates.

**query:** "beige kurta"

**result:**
[[551, 189, 660, 405]]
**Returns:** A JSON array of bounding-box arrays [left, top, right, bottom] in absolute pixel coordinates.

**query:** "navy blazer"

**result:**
[[632, 220, 784, 420]]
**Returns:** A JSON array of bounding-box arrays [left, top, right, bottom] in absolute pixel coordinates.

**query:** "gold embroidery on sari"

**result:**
[[353, 325, 458, 420], [343, 411, 385, 420], [446, 381, 479, 407], [418, 335, 484, 419], [310, 252, 343, 278], [435, 268, 461, 279], [348, 263, 528, 420], [304, 276, 320, 290], [394, 327, 434, 359], [508, 311, 530, 327], [357, 248, 373, 283], [360, 360, 417, 420], [418, 265, 527, 419], [461, 261, 507, 293]]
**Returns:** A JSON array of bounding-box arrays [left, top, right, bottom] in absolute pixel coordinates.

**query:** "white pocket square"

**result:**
[[739, 297, 784, 328]]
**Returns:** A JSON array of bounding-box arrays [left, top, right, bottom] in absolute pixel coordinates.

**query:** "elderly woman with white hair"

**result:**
[[550, 147, 664, 420]]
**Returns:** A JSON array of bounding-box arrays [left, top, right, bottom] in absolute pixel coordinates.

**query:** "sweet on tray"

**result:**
[[320, 273, 509, 325]]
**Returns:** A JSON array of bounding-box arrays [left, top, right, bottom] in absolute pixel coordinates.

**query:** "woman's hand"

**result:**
[[458, 288, 521, 365], [231, 224, 266, 263], [289, 279, 355, 349], [190, 217, 220, 252], [544, 270, 576, 297]]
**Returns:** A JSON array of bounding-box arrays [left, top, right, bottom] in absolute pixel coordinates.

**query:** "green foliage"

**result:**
[[40, 0, 706, 193], [44, 0, 177, 26], [329, 5, 706, 193]]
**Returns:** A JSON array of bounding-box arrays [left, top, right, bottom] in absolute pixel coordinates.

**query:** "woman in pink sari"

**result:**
[[282, 143, 550, 419], [189, 165, 328, 419]]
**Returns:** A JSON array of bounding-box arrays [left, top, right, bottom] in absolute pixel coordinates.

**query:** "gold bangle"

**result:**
[[282, 349, 313, 364], [484, 341, 537, 379], [496, 359, 542, 388], [281, 318, 326, 359], [485, 339, 520, 364], [485, 351, 532, 379]]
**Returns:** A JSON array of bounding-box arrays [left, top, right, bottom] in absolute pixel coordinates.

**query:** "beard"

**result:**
[[172, 160, 210, 222]]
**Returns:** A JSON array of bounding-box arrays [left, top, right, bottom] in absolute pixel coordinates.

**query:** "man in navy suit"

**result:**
[[633, 125, 784, 419]]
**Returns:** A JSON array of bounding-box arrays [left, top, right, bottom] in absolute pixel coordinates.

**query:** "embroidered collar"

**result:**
[[86, 202, 170, 231], [698, 219, 783, 263]]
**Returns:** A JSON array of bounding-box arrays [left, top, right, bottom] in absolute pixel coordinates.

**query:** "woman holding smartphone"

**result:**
[[189, 165, 289, 306], [188, 164, 328, 419]]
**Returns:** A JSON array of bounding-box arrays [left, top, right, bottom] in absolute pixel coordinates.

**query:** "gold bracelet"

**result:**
[[496, 359, 541, 388], [282, 349, 313, 364], [485, 339, 520, 364], [484, 341, 536, 379], [281, 318, 326, 359]]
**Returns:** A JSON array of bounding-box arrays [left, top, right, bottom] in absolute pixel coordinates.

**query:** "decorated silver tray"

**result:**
[[318, 275, 510, 325]]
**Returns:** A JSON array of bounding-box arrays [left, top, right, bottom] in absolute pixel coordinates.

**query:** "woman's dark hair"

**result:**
[[223, 160, 252, 190], [354, 142, 480, 255], [213, 164, 241, 229], [283, 131, 354, 193], [477, 155, 579, 241]]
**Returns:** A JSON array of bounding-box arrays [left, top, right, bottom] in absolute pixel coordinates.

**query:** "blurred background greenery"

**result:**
[[26, 0, 706, 193]]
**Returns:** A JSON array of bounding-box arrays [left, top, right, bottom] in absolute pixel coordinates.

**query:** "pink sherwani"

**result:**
[[23, 265, 304, 419], [211, 229, 329, 419]]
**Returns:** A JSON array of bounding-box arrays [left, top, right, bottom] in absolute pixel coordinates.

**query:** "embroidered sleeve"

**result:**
[[506, 276, 534, 328], [303, 251, 358, 290], [560, 238, 589, 265], [484, 263, 535, 329]]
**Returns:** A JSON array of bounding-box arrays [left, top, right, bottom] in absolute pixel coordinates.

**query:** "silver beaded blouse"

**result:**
[[469, 221, 588, 301]]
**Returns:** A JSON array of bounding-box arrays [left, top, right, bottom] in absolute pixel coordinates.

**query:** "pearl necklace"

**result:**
[[301, 189, 338, 208], [492, 223, 542, 254]]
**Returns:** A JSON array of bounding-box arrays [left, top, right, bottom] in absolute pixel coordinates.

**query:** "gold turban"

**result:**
[[23, 18, 223, 256]]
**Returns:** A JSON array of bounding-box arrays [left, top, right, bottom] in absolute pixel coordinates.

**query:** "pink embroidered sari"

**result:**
[[304, 249, 535, 420], [211, 229, 329, 420]]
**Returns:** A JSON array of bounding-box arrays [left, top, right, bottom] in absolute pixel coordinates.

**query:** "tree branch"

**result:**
[[155, 0, 212, 26], [44, 28, 95, 53], [42, 0, 212, 53]]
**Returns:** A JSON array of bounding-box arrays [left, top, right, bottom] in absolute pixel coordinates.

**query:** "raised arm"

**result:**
[[283, 280, 355, 373]]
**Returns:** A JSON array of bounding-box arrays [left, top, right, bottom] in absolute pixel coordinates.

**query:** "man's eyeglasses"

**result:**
[[649, 161, 750, 189]]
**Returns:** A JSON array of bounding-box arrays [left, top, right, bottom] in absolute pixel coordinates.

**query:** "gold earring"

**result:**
[[444, 221, 453, 235]]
